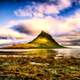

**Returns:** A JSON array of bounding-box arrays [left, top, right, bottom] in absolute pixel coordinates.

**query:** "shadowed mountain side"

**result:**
[[2, 31, 64, 49]]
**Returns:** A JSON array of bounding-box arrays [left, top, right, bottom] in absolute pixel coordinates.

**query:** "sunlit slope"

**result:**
[[3, 31, 64, 49], [28, 31, 64, 48]]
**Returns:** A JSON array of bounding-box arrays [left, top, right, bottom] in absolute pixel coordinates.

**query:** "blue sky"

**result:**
[[0, 0, 80, 25], [0, 2, 24, 24], [0, 0, 80, 46], [58, 1, 80, 17], [0, 0, 80, 44]]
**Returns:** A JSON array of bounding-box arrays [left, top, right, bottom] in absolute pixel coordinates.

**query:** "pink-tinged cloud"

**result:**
[[14, 0, 71, 17], [66, 10, 80, 29], [3, 8, 80, 38], [58, 0, 71, 9], [8, 14, 80, 35]]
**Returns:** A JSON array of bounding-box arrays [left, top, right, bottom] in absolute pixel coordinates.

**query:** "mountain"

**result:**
[[28, 31, 64, 48], [2, 31, 64, 49]]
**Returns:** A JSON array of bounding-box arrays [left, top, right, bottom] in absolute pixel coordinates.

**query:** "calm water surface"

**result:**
[[0, 48, 80, 58]]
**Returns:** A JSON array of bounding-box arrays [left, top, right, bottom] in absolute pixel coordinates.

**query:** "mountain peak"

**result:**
[[40, 31, 48, 34], [2, 31, 64, 49], [34, 31, 56, 43], [38, 31, 50, 37], [29, 31, 64, 48]]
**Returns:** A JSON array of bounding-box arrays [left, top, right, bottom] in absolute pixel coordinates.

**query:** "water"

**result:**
[[0, 48, 80, 58]]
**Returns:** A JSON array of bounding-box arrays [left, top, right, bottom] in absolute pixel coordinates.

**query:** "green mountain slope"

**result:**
[[3, 31, 64, 49], [28, 31, 64, 48]]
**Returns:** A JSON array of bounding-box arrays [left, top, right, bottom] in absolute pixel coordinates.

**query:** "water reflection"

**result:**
[[0, 49, 57, 58], [0, 49, 80, 58], [55, 49, 80, 58]]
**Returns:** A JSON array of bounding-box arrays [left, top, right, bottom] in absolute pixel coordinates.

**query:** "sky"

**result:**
[[0, 0, 80, 45]]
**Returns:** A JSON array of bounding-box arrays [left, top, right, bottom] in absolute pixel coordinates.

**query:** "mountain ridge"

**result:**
[[2, 31, 64, 49]]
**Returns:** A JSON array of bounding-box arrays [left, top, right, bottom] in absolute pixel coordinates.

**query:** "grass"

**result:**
[[0, 49, 80, 80]]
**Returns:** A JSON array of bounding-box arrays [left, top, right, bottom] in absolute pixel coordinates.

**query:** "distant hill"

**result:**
[[3, 31, 64, 49]]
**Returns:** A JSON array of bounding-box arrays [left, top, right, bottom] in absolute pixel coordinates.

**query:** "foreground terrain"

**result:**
[[0, 49, 80, 80]]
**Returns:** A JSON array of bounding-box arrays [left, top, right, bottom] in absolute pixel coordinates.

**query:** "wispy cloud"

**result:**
[[1, 0, 80, 42], [8, 10, 80, 35], [13, 0, 80, 35], [14, 0, 71, 18], [1, 5, 78, 37]]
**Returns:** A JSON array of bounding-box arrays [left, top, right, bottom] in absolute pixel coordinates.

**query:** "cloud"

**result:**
[[0, 0, 79, 45], [0, 27, 27, 38], [57, 0, 71, 9], [2, 4, 80, 39], [66, 10, 80, 30], [11, 24, 33, 35], [5, 8, 79, 33], [9, 14, 80, 36], [13, 0, 80, 34], [69, 39, 80, 45], [14, 0, 71, 18]]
